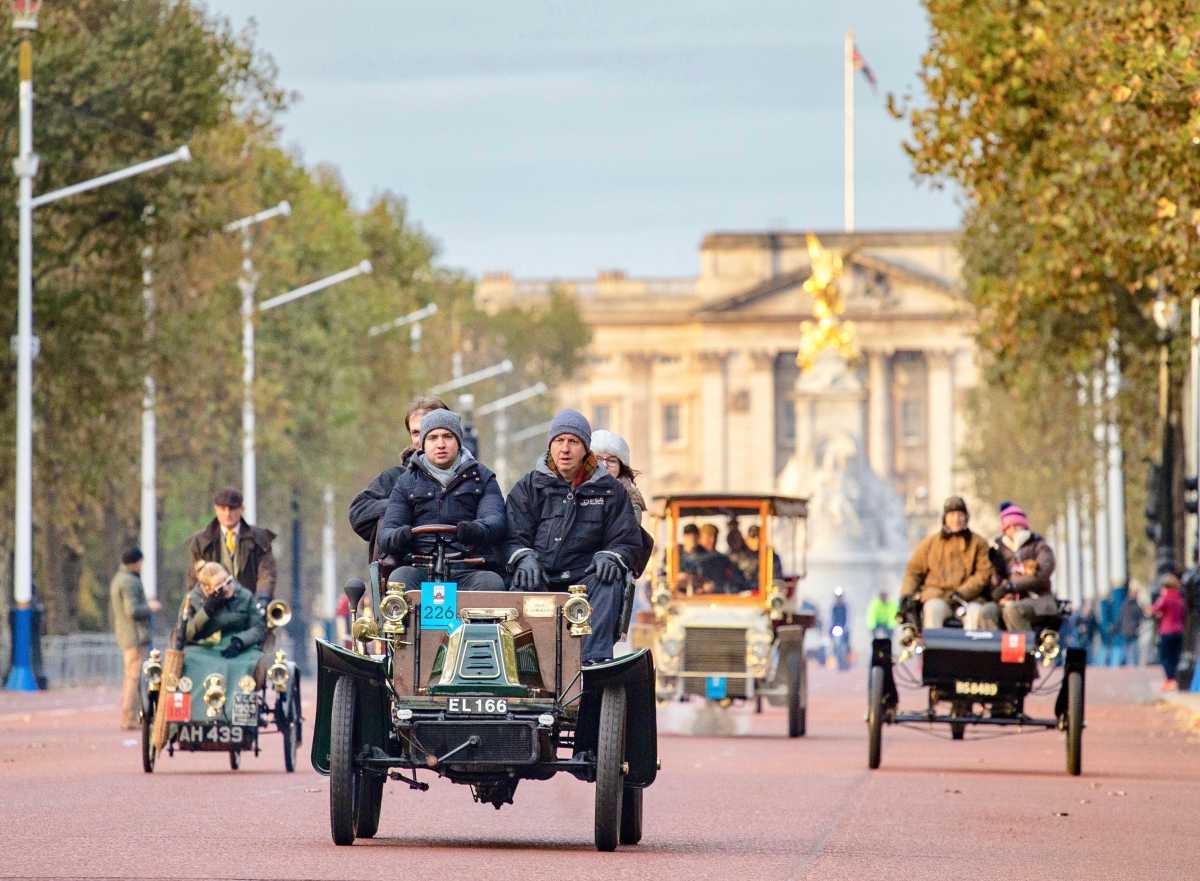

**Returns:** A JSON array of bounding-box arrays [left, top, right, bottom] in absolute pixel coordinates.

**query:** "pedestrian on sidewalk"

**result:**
[[1115, 584, 1144, 667], [1098, 591, 1118, 666], [1150, 574, 1186, 691], [109, 548, 160, 730]]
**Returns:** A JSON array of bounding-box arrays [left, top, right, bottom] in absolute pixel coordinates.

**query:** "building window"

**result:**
[[779, 399, 796, 446], [662, 403, 682, 444], [593, 404, 611, 430], [900, 399, 924, 446]]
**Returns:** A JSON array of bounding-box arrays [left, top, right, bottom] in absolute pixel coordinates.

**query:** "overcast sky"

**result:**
[[204, 1, 960, 278]]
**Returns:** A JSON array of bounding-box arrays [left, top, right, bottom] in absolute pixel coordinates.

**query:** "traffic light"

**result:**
[[1146, 461, 1163, 541], [1185, 476, 1200, 516]]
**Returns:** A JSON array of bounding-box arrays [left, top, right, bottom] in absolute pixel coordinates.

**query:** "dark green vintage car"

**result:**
[[311, 525, 659, 851], [140, 599, 302, 773]]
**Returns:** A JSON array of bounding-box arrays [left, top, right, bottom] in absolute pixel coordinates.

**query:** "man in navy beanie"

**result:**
[[504, 409, 642, 662]]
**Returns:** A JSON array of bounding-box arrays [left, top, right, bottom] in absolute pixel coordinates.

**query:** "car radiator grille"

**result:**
[[410, 721, 539, 764], [683, 627, 747, 674]]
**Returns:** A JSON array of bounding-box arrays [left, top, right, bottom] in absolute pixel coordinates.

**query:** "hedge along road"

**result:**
[[0, 665, 1194, 881]]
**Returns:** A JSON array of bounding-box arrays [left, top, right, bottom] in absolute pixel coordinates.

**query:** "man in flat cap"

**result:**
[[186, 487, 277, 602]]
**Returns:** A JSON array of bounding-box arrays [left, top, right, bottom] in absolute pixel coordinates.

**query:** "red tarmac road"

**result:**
[[0, 664, 1195, 881]]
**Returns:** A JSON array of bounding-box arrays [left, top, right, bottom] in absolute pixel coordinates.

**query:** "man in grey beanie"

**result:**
[[377, 410, 507, 590], [504, 409, 643, 662]]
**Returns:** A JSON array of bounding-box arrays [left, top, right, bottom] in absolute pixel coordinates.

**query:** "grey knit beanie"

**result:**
[[547, 409, 592, 450], [419, 409, 464, 449]]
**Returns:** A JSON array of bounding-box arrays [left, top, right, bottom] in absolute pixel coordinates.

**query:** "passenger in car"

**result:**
[[377, 409, 507, 591], [505, 410, 642, 663]]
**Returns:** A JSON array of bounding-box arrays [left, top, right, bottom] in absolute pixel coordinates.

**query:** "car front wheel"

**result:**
[[330, 676, 360, 845], [594, 683, 627, 852]]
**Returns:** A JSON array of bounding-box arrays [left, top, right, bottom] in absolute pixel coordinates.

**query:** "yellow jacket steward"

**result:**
[[900, 529, 993, 603]]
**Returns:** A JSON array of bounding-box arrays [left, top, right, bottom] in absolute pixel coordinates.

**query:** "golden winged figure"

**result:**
[[796, 233, 859, 370]]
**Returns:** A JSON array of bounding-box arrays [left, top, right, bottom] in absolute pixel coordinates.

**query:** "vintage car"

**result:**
[[140, 599, 302, 773], [310, 524, 658, 851], [867, 598, 1085, 774], [646, 494, 814, 737]]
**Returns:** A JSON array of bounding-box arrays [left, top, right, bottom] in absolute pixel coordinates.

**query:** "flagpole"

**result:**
[[844, 29, 855, 233]]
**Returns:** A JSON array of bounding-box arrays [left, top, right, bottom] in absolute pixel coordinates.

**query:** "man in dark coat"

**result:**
[[504, 409, 642, 663], [186, 487, 277, 601], [348, 395, 449, 560], [377, 409, 507, 591]]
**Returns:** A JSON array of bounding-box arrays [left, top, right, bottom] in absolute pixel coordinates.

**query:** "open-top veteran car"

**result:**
[[867, 596, 1085, 774], [141, 599, 302, 773], [311, 524, 658, 851], [646, 494, 814, 737]]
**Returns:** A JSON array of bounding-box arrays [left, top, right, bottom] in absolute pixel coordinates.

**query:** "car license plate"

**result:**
[[231, 693, 257, 726], [174, 722, 246, 746], [446, 696, 508, 715], [954, 680, 998, 696]]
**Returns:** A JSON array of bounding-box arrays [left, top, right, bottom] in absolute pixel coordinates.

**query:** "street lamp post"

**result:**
[[1153, 291, 1182, 577], [7, 0, 191, 691], [477, 383, 549, 490]]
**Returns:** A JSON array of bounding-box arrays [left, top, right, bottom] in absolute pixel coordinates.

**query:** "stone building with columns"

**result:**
[[477, 229, 976, 543]]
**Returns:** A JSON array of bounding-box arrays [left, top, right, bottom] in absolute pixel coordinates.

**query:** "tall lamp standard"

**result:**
[[1153, 290, 1182, 576], [7, 0, 191, 690]]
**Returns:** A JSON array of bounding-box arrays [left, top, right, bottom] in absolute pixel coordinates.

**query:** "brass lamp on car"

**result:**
[[141, 649, 163, 692], [898, 622, 923, 662], [563, 584, 592, 637], [202, 673, 226, 718], [380, 586, 410, 636], [266, 650, 290, 692], [265, 599, 292, 629], [766, 584, 786, 622], [352, 608, 380, 644], [1036, 629, 1060, 666]]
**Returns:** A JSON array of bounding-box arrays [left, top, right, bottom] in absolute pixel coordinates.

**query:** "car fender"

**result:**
[[576, 649, 658, 788], [310, 639, 389, 775], [775, 623, 806, 656]]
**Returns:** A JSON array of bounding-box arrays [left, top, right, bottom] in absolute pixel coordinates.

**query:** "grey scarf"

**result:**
[[420, 448, 472, 487]]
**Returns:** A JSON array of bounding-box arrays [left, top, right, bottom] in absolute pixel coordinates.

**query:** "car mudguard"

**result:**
[[870, 636, 899, 709], [310, 639, 389, 775], [575, 649, 657, 787], [1054, 646, 1087, 722], [776, 623, 806, 656]]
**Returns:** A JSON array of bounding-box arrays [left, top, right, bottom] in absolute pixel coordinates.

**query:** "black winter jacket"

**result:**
[[504, 458, 642, 584], [347, 448, 419, 559], [377, 452, 507, 559]]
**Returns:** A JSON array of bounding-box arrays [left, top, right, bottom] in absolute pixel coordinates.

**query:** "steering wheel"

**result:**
[[411, 524, 458, 537], [406, 524, 486, 581]]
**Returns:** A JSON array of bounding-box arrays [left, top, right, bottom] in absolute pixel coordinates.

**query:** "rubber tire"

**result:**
[[787, 651, 807, 738], [140, 698, 156, 774], [1066, 670, 1083, 776], [330, 676, 360, 846], [281, 698, 296, 773], [356, 774, 385, 839], [229, 750, 240, 770], [619, 785, 643, 845], [292, 680, 304, 747], [867, 665, 884, 770], [594, 683, 627, 852]]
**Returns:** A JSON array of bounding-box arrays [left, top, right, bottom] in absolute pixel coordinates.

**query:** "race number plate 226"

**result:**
[[420, 581, 459, 632]]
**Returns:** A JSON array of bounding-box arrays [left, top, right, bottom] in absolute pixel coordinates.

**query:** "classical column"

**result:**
[[748, 351, 778, 492], [696, 351, 731, 491], [926, 350, 955, 505], [622, 352, 655, 476], [866, 348, 893, 479]]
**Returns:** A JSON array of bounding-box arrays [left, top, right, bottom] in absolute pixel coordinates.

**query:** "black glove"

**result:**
[[456, 520, 488, 548], [202, 590, 228, 616], [592, 553, 624, 584], [221, 637, 244, 658], [382, 525, 412, 556], [511, 555, 544, 591]]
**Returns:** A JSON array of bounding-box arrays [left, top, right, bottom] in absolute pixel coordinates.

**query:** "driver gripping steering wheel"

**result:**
[[899, 496, 997, 631]]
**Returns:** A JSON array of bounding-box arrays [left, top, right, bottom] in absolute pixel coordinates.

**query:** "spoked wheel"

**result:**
[[281, 695, 297, 774], [619, 785, 643, 845], [229, 750, 241, 770], [786, 650, 807, 737], [355, 774, 385, 839], [594, 683, 627, 852], [140, 697, 156, 774], [292, 679, 304, 747], [1066, 670, 1083, 776], [867, 665, 884, 769], [330, 676, 360, 846]]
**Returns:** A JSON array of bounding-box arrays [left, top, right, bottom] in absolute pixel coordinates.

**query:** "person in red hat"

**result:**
[[990, 503, 1059, 631]]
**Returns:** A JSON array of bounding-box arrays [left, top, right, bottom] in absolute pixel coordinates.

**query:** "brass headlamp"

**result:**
[[379, 586, 410, 635], [142, 649, 163, 691], [1036, 629, 1060, 667], [265, 599, 292, 629], [766, 585, 786, 621], [898, 623, 923, 662], [266, 650, 290, 692], [563, 584, 592, 637], [202, 673, 226, 718]]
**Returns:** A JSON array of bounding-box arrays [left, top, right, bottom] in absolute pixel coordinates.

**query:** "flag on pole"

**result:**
[[852, 45, 878, 92]]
